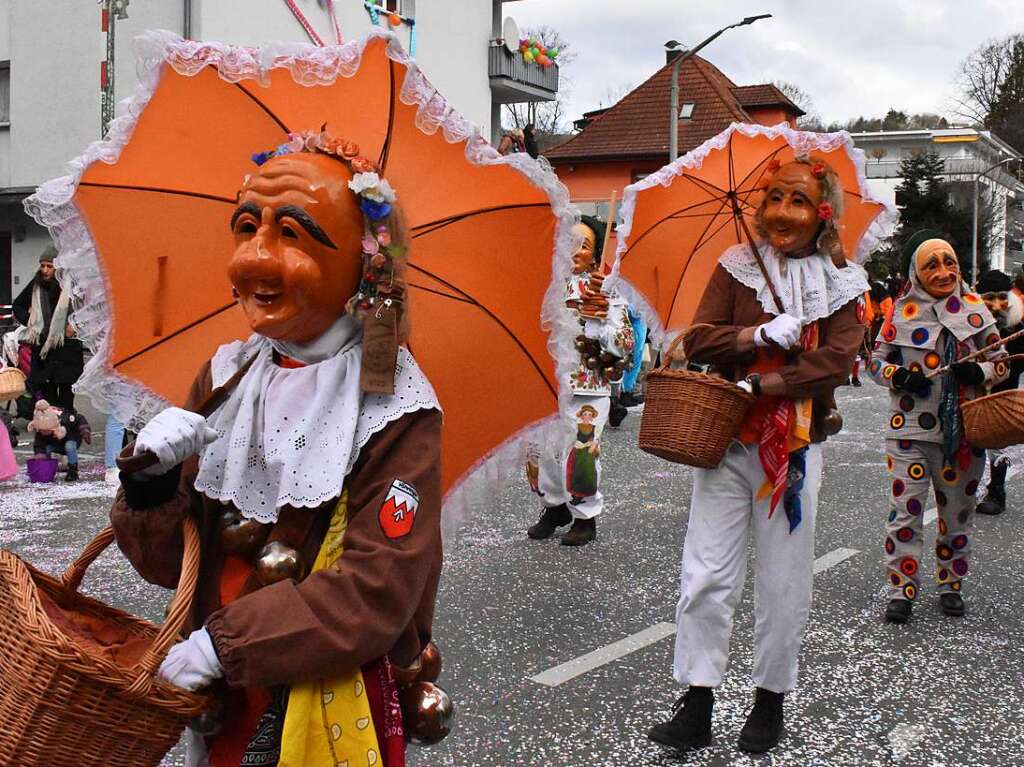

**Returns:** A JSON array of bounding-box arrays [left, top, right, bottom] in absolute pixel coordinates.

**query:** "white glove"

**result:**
[[736, 379, 754, 394], [134, 407, 219, 478], [158, 628, 223, 692], [755, 314, 802, 350]]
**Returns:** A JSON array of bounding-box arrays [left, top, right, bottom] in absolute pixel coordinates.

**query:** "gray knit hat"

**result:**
[[39, 245, 57, 264]]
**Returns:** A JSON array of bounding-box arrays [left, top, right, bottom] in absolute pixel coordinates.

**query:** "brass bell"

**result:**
[[401, 681, 455, 746], [218, 508, 271, 557], [585, 356, 601, 370], [392, 655, 423, 688], [418, 641, 442, 683], [255, 541, 305, 585], [821, 408, 844, 436], [574, 337, 589, 353]]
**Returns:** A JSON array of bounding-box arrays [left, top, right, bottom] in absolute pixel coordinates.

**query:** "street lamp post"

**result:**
[[667, 14, 771, 163], [972, 156, 1020, 281]]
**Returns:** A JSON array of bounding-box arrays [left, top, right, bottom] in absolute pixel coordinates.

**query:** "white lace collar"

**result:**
[[719, 243, 868, 322], [194, 333, 440, 523]]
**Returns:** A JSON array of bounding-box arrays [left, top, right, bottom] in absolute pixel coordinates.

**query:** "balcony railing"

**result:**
[[488, 45, 559, 103]]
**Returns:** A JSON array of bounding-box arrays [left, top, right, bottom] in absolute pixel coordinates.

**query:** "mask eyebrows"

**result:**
[[276, 205, 338, 250], [230, 201, 262, 231]]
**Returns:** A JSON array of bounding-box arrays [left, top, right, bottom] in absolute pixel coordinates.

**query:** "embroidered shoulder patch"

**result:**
[[379, 479, 420, 539]]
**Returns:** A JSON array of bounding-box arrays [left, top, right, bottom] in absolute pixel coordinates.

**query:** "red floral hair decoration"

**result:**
[[817, 201, 834, 221]]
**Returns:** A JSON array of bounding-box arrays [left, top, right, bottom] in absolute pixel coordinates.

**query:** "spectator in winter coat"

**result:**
[[12, 245, 85, 410]]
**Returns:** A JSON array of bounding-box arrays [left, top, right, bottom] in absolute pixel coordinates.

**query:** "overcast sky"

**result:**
[[504, 0, 1024, 126]]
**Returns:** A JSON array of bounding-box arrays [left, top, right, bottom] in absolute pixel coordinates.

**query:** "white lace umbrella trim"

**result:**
[[23, 29, 579, 533], [609, 121, 898, 348], [195, 336, 438, 523]]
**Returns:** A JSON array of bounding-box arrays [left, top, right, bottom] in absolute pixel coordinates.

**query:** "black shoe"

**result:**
[[608, 400, 628, 428], [738, 688, 784, 753], [560, 517, 596, 546], [939, 592, 965, 617], [885, 599, 912, 624], [65, 464, 79, 482], [647, 686, 713, 752], [619, 391, 644, 407], [977, 460, 1007, 515], [527, 504, 571, 540], [851, 377, 862, 387]]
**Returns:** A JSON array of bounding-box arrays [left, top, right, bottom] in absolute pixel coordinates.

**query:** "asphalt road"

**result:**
[[2, 382, 1023, 766]]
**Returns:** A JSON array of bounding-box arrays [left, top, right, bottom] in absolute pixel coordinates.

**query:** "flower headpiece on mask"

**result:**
[[251, 129, 409, 394], [251, 129, 406, 318]]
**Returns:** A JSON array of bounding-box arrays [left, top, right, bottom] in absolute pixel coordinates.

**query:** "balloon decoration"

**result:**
[[518, 37, 559, 69], [363, 1, 417, 55]]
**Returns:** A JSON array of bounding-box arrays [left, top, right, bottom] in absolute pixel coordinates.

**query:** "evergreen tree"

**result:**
[[877, 152, 990, 282]]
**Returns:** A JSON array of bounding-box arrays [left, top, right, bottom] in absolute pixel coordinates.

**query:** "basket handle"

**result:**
[[656, 324, 713, 373], [59, 517, 203, 698]]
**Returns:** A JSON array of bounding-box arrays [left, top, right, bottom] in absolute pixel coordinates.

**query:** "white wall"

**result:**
[[8, 0, 99, 187], [193, 0, 494, 136], [1, 0, 500, 300]]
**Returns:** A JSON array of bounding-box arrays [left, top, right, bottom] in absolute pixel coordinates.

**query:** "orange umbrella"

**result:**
[[612, 122, 897, 343], [26, 31, 571, 503]]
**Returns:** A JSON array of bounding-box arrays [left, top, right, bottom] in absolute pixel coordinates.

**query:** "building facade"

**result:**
[[544, 50, 803, 216], [850, 128, 1024, 273], [0, 0, 555, 306]]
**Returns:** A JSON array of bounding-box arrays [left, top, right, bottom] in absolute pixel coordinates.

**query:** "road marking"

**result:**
[[813, 547, 860, 574], [530, 461, 1024, 688], [529, 622, 676, 687], [531, 545, 863, 688]]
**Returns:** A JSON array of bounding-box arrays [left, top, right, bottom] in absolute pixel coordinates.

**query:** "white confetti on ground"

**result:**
[[889, 723, 929, 761]]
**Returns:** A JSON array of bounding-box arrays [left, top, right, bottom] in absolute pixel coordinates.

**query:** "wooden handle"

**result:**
[[599, 191, 618, 276], [925, 326, 1024, 379], [116, 354, 258, 476], [733, 199, 785, 316]]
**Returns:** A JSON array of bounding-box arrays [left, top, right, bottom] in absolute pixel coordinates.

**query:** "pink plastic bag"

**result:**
[[0, 435, 16, 482]]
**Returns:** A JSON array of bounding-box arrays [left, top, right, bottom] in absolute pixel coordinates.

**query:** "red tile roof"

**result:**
[[732, 84, 804, 115], [545, 55, 798, 162]]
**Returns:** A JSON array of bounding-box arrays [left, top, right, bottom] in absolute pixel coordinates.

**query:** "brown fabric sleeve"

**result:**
[[682, 265, 756, 366], [108, 361, 213, 589], [771, 299, 865, 399], [205, 407, 443, 689]]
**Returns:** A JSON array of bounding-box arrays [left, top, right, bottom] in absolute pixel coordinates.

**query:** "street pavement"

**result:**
[[2, 382, 1024, 766]]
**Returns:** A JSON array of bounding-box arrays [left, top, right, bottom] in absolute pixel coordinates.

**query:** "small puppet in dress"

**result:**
[[566, 403, 601, 502]]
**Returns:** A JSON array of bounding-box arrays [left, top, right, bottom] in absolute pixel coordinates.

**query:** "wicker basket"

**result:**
[[0, 366, 26, 402], [639, 329, 755, 468], [962, 389, 1024, 449], [0, 520, 209, 766]]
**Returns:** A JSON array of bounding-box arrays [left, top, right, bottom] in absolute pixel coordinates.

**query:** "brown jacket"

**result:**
[[110, 361, 443, 689], [682, 264, 865, 443]]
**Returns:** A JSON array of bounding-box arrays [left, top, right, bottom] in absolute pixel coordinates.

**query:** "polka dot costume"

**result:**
[[884, 439, 982, 600], [868, 253, 1004, 604]]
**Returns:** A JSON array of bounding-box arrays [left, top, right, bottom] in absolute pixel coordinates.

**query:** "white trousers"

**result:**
[[673, 442, 822, 693], [527, 395, 609, 519]]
